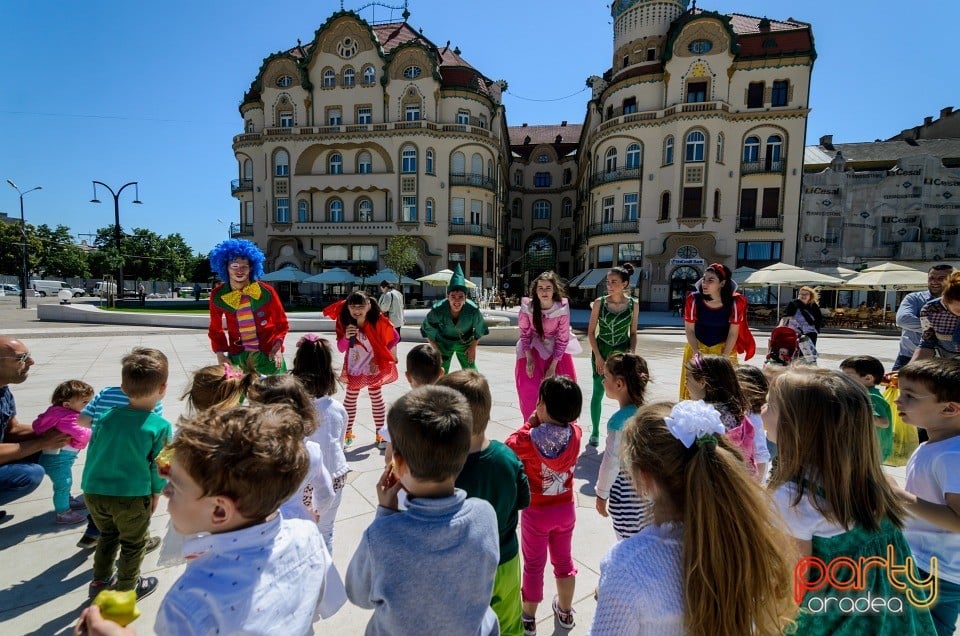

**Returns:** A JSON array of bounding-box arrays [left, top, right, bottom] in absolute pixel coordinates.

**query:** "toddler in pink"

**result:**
[[32, 380, 95, 524]]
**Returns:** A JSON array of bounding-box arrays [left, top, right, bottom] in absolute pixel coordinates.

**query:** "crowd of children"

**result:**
[[2, 270, 947, 635]]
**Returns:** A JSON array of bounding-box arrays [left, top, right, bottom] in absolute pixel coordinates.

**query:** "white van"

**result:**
[[94, 281, 117, 297], [31, 280, 83, 297]]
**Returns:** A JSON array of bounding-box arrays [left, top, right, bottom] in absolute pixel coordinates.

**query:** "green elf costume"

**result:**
[[420, 264, 489, 373]]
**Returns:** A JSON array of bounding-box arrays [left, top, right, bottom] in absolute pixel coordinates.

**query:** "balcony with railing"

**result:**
[[586, 220, 640, 238], [589, 167, 641, 188], [448, 221, 497, 238], [740, 158, 785, 175], [596, 101, 731, 136], [736, 215, 783, 232], [234, 120, 494, 145], [449, 173, 497, 191], [230, 178, 253, 196], [230, 223, 254, 238]]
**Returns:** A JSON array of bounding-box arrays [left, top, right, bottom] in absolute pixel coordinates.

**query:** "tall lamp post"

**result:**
[[90, 181, 141, 299], [6, 180, 42, 310]]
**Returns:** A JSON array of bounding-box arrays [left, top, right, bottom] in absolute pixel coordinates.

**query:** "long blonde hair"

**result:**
[[767, 367, 905, 530], [622, 403, 797, 635]]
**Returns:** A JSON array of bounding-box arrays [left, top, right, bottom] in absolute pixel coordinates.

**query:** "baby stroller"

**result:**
[[765, 325, 802, 366]]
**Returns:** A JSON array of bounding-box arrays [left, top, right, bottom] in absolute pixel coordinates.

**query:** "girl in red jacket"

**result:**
[[322, 291, 399, 447], [505, 375, 582, 634]]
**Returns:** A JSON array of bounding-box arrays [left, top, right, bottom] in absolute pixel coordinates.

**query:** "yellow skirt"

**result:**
[[679, 342, 739, 400]]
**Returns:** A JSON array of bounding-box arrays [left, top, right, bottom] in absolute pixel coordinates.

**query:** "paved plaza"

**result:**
[[0, 297, 905, 635]]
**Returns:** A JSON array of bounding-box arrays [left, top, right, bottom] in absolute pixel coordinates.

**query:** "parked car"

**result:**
[[30, 280, 85, 297], [0, 283, 22, 296]]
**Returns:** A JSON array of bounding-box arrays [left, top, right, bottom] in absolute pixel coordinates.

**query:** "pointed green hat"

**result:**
[[447, 264, 468, 294]]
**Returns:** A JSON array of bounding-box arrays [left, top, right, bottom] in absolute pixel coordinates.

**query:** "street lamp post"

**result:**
[[90, 181, 142, 299], [6, 180, 42, 310]]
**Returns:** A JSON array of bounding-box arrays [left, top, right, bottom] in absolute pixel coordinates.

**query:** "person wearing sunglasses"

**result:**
[[0, 337, 71, 516]]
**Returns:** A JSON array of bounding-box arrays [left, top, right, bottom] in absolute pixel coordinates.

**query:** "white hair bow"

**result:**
[[664, 400, 726, 448]]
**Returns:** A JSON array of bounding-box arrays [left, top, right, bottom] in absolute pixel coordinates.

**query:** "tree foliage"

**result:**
[[382, 234, 420, 285]]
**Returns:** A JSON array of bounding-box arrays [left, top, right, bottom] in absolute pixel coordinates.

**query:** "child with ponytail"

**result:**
[[595, 353, 651, 540], [181, 363, 253, 412], [590, 400, 797, 636]]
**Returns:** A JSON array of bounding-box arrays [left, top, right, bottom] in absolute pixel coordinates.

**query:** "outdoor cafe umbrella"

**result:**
[[369, 268, 421, 286], [416, 269, 478, 289], [842, 262, 928, 313], [741, 263, 845, 321], [258, 264, 312, 283], [303, 267, 361, 285]]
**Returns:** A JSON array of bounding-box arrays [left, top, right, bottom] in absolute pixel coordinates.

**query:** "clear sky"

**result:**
[[1, 0, 956, 255]]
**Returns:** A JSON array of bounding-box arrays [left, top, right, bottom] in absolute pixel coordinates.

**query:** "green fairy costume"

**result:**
[[420, 265, 489, 373], [589, 296, 635, 440]]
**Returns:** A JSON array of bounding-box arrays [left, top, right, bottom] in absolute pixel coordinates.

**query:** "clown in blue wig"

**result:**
[[206, 238, 289, 374]]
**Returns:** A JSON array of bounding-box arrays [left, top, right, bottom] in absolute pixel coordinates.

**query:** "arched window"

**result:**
[[274, 149, 289, 176], [533, 200, 551, 220], [357, 151, 372, 174], [471, 153, 483, 176], [659, 191, 671, 220], [562, 197, 572, 218], [685, 131, 705, 162], [426, 149, 435, 174], [451, 152, 466, 175], [487, 159, 493, 178], [322, 68, 335, 88], [743, 136, 760, 163], [328, 199, 344, 222], [766, 135, 783, 161], [626, 143, 641, 169], [242, 159, 252, 180], [401, 146, 417, 173], [362, 65, 375, 85], [342, 68, 355, 87], [298, 200, 310, 223], [357, 199, 373, 222], [664, 136, 674, 165], [605, 147, 617, 172], [245, 120, 254, 133], [425, 198, 435, 223], [328, 152, 343, 175], [716, 133, 724, 163]]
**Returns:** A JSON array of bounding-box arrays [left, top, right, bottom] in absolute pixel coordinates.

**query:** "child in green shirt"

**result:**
[[840, 355, 893, 461]]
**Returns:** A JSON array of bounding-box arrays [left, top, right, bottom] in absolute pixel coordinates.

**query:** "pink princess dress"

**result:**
[[515, 297, 581, 421]]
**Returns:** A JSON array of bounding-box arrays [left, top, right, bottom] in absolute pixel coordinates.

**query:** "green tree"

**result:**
[[382, 234, 420, 286], [0, 222, 43, 279], [35, 224, 89, 278]]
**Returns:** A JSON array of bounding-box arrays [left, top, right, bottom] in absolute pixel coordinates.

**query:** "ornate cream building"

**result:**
[[230, 3, 815, 308], [230, 10, 508, 290]]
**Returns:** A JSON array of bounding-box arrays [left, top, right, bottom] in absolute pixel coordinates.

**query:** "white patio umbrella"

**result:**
[[842, 262, 928, 313], [258, 264, 312, 283], [416, 269, 478, 289], [742, 263, 845, 320], [303, 267, 361, 285]]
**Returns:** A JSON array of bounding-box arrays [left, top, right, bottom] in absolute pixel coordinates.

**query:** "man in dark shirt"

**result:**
[[0, 337, 70, 516]]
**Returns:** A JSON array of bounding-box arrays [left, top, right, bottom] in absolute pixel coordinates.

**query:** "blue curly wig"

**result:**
[[209, 239, 266, 282]]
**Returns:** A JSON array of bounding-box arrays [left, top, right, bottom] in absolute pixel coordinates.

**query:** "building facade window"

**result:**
[[659, 191, 671, 220], [401, 147, 417, 173], [470, 200, 482, 225], [274, 149, 289, 176], [403, 66, 421, 79], [452, 198, 465, 224], [771, 80, 789, 106], [623, 96, 637, 114], [328, 153, 343, 174], [512, 199, 522, 218], [747, 82, 764, 108], [685, 131, 705, 162], [762, 187, 781, 218], [511, 229, 522, 250], [664, 136, 674, 165], [357, 151, 372, 174], [401, 196, 417, 222], [716, 133, 724, 163], [327, 108, 342, 126], [713, 190, 721, 220], [766, 135, 783, 164], [514, 170, 522, 186], [560, 228, 571, 250], [242, 158, 253, 180], [405, 104, 421, 121], [562, 168, 572, 185], [342, 68, 355, 87], [602, 197, 615, 223], [425, 198, 434, 223], [471, 153, 483, 176], [451, 152, 465, 174], [737, 241, 782, 267], [329, 199, 344, 222], [362, 65, 375, 85], [457, 110, 470, 125], [534, 172, 551, 187], [323, 69, 336, 88], [605, 147, 617, 172], [743, 136, 760, 163], [623, 193, 638, 221], [357, 199, 372, 222], [277, 75, 293, 88], [275, 198, 290, 223], [357, 106, 372, 124], [298, 200, 309, 222], [279, 111, 293, 127], [626, 143, 641, 169], [686, 81, 707, 103], [533, 200, 551, 220], [619, 242, 642, 262], [425, 149, 434, 174], [682, 187, 703, 218], [562, 198, 572, 218]]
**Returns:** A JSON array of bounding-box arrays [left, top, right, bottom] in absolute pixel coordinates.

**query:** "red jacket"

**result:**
[[505, 420, 582, 508], [208, 281, 289, 355]]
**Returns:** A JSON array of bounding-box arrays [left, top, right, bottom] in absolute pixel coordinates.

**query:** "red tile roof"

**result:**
[[724, 13, 809, 34], [508, 124, 583, 147]]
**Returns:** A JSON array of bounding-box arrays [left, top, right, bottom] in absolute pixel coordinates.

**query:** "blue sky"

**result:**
[[1, 0, 956, 255]]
